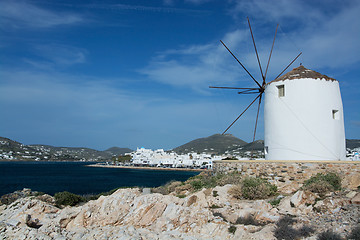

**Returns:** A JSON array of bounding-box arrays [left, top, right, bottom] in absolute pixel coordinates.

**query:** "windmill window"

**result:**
[[277, 85, 285, 97], [332, 110, 339, 120]]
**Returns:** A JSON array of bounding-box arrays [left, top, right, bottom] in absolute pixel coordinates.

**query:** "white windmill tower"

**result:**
[[264, 65, 346, 160], [210, 18, 346, 161]]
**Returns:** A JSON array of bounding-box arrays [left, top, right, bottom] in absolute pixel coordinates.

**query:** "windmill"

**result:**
[[210, 17, 302, 157]]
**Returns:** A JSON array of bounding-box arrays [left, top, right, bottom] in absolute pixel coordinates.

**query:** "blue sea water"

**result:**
[[0, 162, 199, 196]]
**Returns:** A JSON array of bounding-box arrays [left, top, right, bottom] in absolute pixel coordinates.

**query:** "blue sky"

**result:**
[[1, 0, 359, 150]]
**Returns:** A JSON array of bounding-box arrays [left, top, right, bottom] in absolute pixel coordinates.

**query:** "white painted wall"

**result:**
[[264, 78, 346, 160]]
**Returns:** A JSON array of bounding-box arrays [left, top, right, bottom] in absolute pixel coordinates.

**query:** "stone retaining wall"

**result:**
[[213, 160, 360, 192]]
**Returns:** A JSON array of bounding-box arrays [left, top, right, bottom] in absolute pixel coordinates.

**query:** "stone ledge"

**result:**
[[213, 160, 359, 164]]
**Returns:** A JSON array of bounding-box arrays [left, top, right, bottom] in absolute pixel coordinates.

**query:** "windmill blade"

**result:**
[[220, 40, 262, 89], [209, 86, 259, 90], [247, 17, 264, 82], [222, 93, 261, 134], [264, 24, 279, 83], [238, 89, 260, 94], [274, 52, 302, 80]]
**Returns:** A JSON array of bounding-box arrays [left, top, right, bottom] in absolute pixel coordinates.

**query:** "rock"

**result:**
[[25, 214, 42, 229], [142, 188, 151, 195], [343, 174, 360, 190], [313, 197, 348, 213], [346, 191, 358, 199], [290, 190, 317, 207], [350, 192, 360, 204], [0, 185, 358, 239]]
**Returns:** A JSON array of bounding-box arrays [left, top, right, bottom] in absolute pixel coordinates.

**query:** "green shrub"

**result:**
[[212, 190, 219, 197], [216, 172, 243, 186], [176, 194, 186, 198], [54, 191, 84, 206], [304, 172, 341, 194], [269, 198, 281, 207], [228, 185, 242, 199], [228, 225, 237, 234], [183, 172, 244, 193], [190, 180, 204, 191], [304, 180, 334, 196], [210, 204, 221, 209], [240, 177, 277, 200], [175, 184, 193, 194], [167, 181, 183, 193], [274, 216, 314, 240], [235, 215, 265, 226], [317, 230, 342, 240], [348, 225, 360, 240], [151, 186, 169, 195]]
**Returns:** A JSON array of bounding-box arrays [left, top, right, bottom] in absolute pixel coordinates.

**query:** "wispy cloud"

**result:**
[[0, 0, 83, 29], [84, 3, 209, 15], [141, 0, 360, 92], [351, 121, 360, 127], [24, 44, 88, 68], [230, 0, 360, 70], [0, 69, 236, 149]]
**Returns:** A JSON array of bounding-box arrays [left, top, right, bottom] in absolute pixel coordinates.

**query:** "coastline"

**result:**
[[86, 164, 207, 172]]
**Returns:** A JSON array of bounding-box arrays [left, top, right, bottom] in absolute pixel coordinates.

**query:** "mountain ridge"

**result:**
[[172, 134, 248, 154], [1, 136, 359, 161], [0, 137, 133, 161]]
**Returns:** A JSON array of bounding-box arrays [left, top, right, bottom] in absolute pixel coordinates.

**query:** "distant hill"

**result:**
[[0, 136, 132, 161], [346, 139, 360, 149], [105, 147, 133, 156], [172, 134, 247, 154], [239, 140, 264, 151]]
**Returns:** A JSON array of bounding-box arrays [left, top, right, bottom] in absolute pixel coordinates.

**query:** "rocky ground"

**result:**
[[0, 185, 359, 240]]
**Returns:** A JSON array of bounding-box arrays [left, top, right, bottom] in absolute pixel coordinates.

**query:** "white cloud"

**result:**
[[185, 0, 211, 5], [229, 0, 360, 71], [140, 29, 264, 93], [0, 0, 83, 29], [29, 44, 87, 67], [0, 69, 249, 149], [141, 0, 360, 92]]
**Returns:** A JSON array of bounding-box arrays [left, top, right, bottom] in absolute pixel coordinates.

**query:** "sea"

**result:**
[[0, 161, 199, 196]]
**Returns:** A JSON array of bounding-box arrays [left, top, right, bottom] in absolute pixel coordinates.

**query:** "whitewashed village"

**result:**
[[107, 147, 256, 170]]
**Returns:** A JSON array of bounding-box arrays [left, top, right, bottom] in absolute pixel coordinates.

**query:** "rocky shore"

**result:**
[[0, 181, 359, 240]]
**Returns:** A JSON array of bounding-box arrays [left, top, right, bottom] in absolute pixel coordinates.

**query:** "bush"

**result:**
[[240, 177, 277, 200], [317, 230, 342, 240], [274, 216, 314, 240], [228, 185, 242, 199], [151, 186, 169, 195], [176, 194, 186, 198], [151, 180, 183, 195], [235, 215, 264, 226], [216, 172, 243, 186], [269, 198, 281, 207], [304, 172, 341, 194], [54, 191, 84, 206], [167, 181, 183, 193], [228, 225, 237, 234], [175, 184, 193, 194], [210, 204, 221, 209], [304, 180, 334, 196], [348, 225, 360, 240], [190, 180, 204, 191], [180, 172, 244, 193]]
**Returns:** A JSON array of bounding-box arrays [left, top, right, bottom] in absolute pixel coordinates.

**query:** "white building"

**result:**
[[264, 66, 346, 161], [131, 147, 219, 168]]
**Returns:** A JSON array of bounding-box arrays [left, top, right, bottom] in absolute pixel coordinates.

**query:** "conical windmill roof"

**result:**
[[269, 65, 336, 84]]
